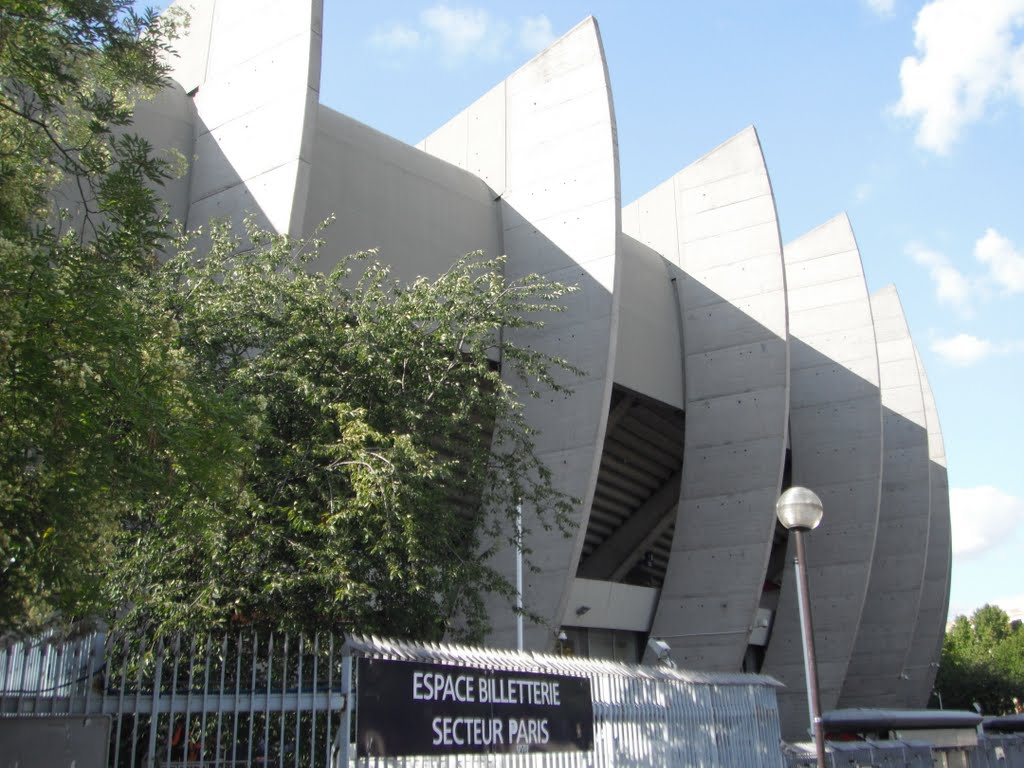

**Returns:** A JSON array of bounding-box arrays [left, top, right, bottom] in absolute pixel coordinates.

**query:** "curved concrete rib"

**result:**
[[839, 285, 931, 707], [900, 347, 951, 708], [166, 0, 323, 236], [622, 127, 789, 671], [418, 18, 621, 649], [763, 214, 883, 739]]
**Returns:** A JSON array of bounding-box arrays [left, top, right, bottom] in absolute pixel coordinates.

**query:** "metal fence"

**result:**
[[0, 631, 788, 767], [783, 732, 1024, 767], [0, 630, 345, 767], [338, 635, 787, 768], [972, 733, 1024, 767]]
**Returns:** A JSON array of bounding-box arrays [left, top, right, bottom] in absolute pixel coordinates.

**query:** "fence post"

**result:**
[[333, 650, 352, 768], [146, 637, 165, 768]]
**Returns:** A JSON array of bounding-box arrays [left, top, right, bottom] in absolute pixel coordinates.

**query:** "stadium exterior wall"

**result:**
[[142, 0, 949, 733], [763, 214, 883, 736]]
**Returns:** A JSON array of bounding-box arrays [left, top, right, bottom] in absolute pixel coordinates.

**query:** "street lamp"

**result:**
[[776, 486, 826, 768]]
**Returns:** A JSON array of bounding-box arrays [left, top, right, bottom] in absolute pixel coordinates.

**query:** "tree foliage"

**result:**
[[1, 2, 579, 641], [936, 604, 1024, 714], [107, 222, 578, 641], [0, 0, 197, 633]]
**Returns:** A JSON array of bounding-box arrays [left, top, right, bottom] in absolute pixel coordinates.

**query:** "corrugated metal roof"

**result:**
[[344, 634, 782, 687], [823, 708, 983, 731], [984, 714, 1024, 733]]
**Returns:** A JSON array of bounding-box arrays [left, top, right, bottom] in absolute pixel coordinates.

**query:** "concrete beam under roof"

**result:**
[[761, 214, 883, 740], [622, 127, 789, 671]]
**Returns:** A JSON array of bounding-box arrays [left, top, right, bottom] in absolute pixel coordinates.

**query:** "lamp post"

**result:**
[[515, 499, 524, 652], [776, 486, 826, 768]]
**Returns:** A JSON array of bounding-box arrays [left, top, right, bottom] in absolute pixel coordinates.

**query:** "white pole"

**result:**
[[516, 500, 524, 651], [793, 529, 826, 767]]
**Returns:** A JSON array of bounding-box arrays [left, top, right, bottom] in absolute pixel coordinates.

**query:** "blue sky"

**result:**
[[152, 0, 1024, 622]]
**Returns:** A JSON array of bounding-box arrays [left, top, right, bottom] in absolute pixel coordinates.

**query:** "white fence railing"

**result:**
[[1, 630, 344, 767], [1, 631, 789, 767], [336, 635, 787, 768]]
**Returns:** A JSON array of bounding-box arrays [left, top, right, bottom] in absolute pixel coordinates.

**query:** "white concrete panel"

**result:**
[[786, 275, 871, 314], [417, 83, 506, 193], [164, 0, 215, 93], [188, 33, 321, 134], [189, 92, 311, 203], [418, 18, 620, 651], [205, 0, 316, 78], [676, 168, 768, 214], [685, 340, 789, 402], [302, 108, 501, 284], [186, 159, 302, 234], [677, 195, 778, 245], [682, 293, 790, 355], [677, 249, 788, 308], [172, 0, 323, 237], [792, 299, 881, 341], [678, 489, 794, 548], [623, 127, 789, 671], [612, 237, 683, 408], [901, 349, 951, 708], [761, 214, 882, 740], [132, 82, 195, 226], [839, 285, 931, 709], [563, 579, 660, 632]]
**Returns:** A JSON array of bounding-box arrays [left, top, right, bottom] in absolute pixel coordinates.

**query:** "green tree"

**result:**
[[1, 1, 579, 644], [107, 220, 579, 641], [0, 1, 228, 634], [936, 604, 1024, 714]]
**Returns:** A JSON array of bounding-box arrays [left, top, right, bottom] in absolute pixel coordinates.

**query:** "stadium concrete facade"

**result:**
[[139, 0, 951, 739]]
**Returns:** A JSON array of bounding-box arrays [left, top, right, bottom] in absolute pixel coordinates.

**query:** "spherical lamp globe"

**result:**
[[775, 486, 824, 531]]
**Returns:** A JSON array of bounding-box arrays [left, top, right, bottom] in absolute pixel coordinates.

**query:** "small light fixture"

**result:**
[[646, 637, 675, 667], [775, 486, 824, 531], [575, 605, 590, 617]]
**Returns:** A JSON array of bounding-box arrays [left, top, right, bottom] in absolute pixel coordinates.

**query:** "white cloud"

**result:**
[[367, 6, 559, 66], [421, 5, 505, 60], [893, 0, 1024, 154], [520, 15, 555, 52], [369, 24, 421, 51], [949, 593, 1024, 623], [931, 331, 1024, 365], [907, 242, 974, 311], [974, 227, 1024, 293], [866, 0, 896, 17], [930, 333, 995, 365], [951, 486, 1024, 558]]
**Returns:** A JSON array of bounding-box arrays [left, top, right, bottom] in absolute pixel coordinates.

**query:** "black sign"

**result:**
[[356, 657, 594, 757]]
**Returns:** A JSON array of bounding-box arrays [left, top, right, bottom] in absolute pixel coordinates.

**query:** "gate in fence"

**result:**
[[1, 631, 788, 767]]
